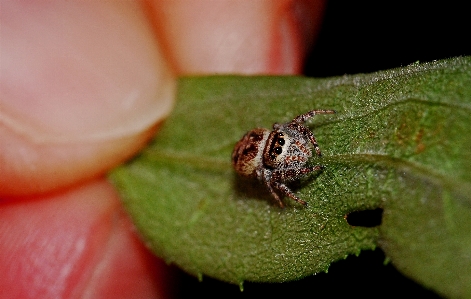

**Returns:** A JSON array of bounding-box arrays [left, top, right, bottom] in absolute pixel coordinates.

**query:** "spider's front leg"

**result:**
[[288, 123, 323, 157], [272, 181, 307, 206], [269, 166, 324, 207], [292, 109, 336, 157], [293, 109, 336, 124], [261, 169, 285, 208]]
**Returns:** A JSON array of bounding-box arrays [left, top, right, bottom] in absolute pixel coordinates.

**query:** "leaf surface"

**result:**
[[110, 57, 471, 296]]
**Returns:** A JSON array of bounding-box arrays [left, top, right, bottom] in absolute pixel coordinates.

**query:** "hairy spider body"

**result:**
[[232, 109, 336, 207]]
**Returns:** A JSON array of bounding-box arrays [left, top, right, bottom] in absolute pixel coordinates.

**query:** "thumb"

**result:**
[[0, 1, 174, 196]]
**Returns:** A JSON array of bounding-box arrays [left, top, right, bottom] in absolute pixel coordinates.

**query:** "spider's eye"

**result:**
[[263, 131, 290, 167], [276, 132, 285, 145]]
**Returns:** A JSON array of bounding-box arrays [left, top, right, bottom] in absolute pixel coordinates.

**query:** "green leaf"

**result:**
[[109, 57, 471, 297]]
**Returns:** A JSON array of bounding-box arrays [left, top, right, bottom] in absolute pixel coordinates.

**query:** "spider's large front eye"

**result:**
[[263, 131, 291, 167]]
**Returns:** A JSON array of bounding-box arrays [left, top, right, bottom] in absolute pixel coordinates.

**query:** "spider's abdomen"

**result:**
[[231, 128, 270, 177]]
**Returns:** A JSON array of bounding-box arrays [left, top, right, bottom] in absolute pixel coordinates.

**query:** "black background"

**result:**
[[170, 1, 470, 298], [305, 1, 470, 77]]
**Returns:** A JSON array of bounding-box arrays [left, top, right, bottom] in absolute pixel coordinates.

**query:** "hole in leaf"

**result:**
[[346, 208, 383, 227]]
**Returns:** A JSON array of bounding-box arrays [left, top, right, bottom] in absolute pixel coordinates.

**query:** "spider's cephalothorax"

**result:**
[[232, 109, 336, 208]]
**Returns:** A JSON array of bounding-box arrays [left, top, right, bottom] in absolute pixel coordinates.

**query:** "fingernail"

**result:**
[[0, 1, 175, 144]]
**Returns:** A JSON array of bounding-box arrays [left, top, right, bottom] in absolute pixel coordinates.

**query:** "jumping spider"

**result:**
[[232, 109, 336, 208]]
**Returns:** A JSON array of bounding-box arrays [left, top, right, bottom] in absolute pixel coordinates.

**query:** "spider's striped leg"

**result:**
[[286, 122, 323, 156], [273, 182, 307, 206], [269, 166, 324, 206], [261, 169, 285, 208], [293, 109, 336, 124]]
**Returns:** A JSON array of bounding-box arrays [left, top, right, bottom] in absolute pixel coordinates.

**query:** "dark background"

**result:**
[[305, 1, 470, 77], [171, 1, 470, 298]]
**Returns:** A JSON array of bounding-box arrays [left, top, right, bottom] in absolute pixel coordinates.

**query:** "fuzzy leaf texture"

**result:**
[[109, 57, 471, 297]]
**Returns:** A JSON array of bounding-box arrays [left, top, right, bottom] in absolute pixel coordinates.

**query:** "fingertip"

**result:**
[[1, 1, 174, 142], [0, 1, 175, 196], [268, 0, 326, 73], [0, 179, 174, 299], [0, 122, 158, 196], [150, 0, 326, 75]]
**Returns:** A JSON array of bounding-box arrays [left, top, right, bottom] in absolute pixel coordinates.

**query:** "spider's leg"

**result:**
[[287, 122, 323, 156], [266, 182, 285, 208], [292, 109, 335, 156], [269, 166, 323, 206], [273, 182, 307, 206], [293, 109, 336, 124], [261, 169, 285, 208], [304, 165, 324, 173], [306, 129, 323, 157]]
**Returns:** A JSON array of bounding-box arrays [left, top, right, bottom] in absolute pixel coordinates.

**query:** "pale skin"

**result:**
[[0, 1, 326, 298]]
